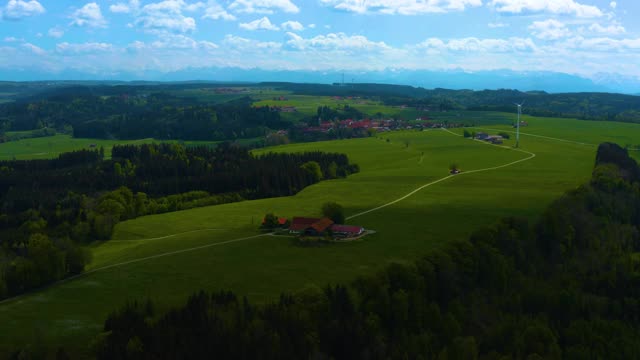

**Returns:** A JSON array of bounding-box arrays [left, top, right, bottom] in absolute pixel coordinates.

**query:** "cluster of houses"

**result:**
[[264, 216, 366, 239], [298, 118, 451, 136], [475, 132, 504, 144]]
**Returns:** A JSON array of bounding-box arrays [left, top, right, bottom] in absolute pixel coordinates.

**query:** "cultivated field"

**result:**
[[1, 115, 640, 355]]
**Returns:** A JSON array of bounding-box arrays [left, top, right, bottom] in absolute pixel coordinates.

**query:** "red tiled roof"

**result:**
[[311, 218, 334, 233], [289, 217, 321, 231]]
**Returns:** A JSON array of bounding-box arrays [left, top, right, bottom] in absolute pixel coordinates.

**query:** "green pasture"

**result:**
[[0, 135, 249, 160], [2, 117, 640, 355], [0, 135, 154, 160]]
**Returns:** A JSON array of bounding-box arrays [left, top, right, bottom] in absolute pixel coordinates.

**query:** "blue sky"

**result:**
[[1, 0, 639, 80]]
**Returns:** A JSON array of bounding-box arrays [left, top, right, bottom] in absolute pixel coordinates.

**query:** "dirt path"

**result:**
[[109, 228, 228, 242], [0, 128, 538, 304], [0, 233, 271, 305], [347, 128, 535, 220]]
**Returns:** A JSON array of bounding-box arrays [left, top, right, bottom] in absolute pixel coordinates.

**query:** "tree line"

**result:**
[[0, 143, 359, 300], [91, 142, 640, 359], [0, 93, 287, 141]]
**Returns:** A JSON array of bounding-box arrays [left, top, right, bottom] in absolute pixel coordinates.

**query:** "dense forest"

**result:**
[[0, 143, 358, 299], [92, 143, 640, 359], [0, 93, 286, 140]]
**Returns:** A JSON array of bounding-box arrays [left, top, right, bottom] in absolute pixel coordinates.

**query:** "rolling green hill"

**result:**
[[1, 115, 640, 356]]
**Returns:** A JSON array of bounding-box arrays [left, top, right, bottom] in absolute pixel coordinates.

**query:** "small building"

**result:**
[[331, 224, 364, 238], [289, 217, 334, 236], [289, 217, 365, 238], [89, 144, 97, 148], [486, 135, 504, 144], [289, 217, 323, 234], [475, 132, 489, 140]]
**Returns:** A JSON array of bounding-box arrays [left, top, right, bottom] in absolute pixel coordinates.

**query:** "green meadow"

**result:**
[[0, 135, 156, 160], [0, 135, 260, 160], [1, 115, 640, 355]]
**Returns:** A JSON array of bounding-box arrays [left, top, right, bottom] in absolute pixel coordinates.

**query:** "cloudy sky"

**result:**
[[0, 0, 638, 80]]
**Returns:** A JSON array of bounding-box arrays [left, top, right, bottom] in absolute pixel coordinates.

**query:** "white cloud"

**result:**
[[488, 22, 508, 28], [589, 22, 625, 35], [4, 36, 21, 42], [147, 34, 218, 50], [239, 17, 279, 31], [229, 0, 299, 14], [281, 20, 304, 31], [70, 3, 107, 28], [22, 42, 46, 55], [285, 32, 391, 52], [488, 0, 603, 18], [610, 1, 616, 9], [529, 19, 571, 40], [48, 27, 65, 38], [2, 0, 45, 20], [416, 37, 537, 52], [110, 0, 140, 13], [223, 34, 281, 50], [308, 23, 316, 29], [319, 0, 481, 14], [136, 16, 196, 32], [561, 36, 640, 52], [56, 42, 114, 54], [203, 1, 236, 20], [134, 0, 198, 33]]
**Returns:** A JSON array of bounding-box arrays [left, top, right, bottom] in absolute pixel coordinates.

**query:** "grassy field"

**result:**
[[0, 135, 260, 160], [0, 135, 157, 160], [1, 115, 640, 355], [253, 94, 423, 119]]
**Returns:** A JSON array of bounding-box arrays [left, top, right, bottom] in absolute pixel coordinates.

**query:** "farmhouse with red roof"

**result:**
[[289, 217, 365, 238]]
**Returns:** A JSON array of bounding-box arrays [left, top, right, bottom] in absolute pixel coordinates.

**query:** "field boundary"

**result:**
[[0, 233, 271, 306], [470, 126, 596, 147], [109, 228, 227, 242], [347, 128, 535, 220]]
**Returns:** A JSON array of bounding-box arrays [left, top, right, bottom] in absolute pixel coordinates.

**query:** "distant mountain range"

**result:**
[[1, 67, 639, 94]]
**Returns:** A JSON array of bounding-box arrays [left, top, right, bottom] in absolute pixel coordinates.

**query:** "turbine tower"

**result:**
[[514, 101, 524, 148]]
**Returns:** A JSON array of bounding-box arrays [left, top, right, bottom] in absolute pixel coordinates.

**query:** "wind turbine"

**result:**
[[514, 101, 525, 148]]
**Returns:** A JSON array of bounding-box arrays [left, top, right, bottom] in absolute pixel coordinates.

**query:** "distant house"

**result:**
[[486, 135, 504, 144], [475, 132, 489, 140], [289, 217, 333, 236], [331, 224, 365, 238], [89, 144, 97, 148], [289, 217, 365, 238]]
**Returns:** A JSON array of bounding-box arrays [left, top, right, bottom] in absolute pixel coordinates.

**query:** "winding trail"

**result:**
[[0, 233, 271, 305], [348, 128, 536, 220], [0, 128, 539, 305], [83, 233, 270, 275], [109, 228, 227, 242]]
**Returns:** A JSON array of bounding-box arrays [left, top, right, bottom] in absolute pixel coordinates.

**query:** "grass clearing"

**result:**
[[2, 116, 640, 354], [0, 135, 234, 160]]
